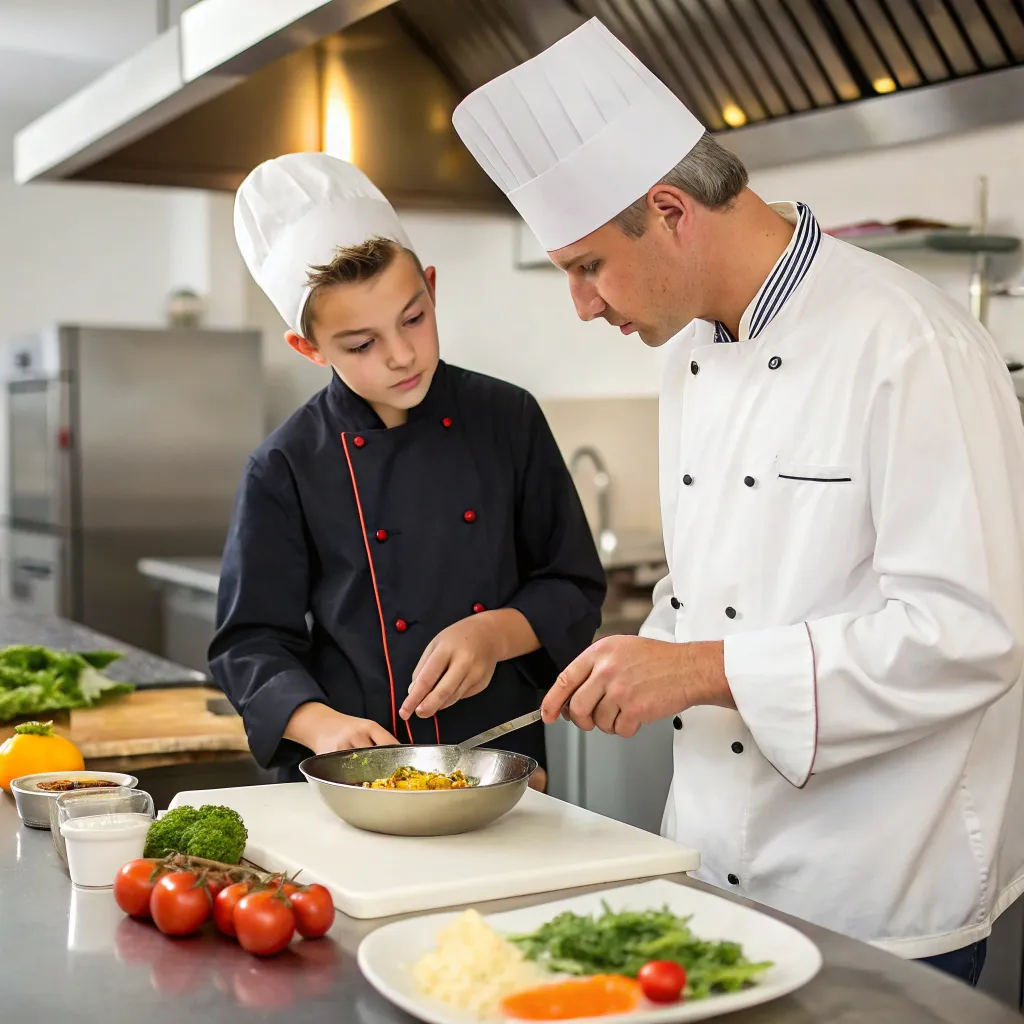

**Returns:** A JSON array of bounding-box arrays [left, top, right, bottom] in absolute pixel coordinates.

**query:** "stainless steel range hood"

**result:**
[[14, 0, 1024, 204]]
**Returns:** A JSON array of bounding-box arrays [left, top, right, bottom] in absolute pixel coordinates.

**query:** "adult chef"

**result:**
[[452, 18, 1024, 984]]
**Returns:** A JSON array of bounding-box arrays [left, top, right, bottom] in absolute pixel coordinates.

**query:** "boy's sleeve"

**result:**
[[505, 393, 608, 682], [208, 453, 327, 769]]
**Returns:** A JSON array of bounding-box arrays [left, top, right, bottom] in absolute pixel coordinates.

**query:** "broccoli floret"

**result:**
[[142, 804, 247, 864], [182, 805, 248, 864], [143, 805, 201, 858]]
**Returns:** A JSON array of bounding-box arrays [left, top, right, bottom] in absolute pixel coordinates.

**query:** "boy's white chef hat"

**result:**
[[234, 152, 413, 335], [452, 18, 704, 252]]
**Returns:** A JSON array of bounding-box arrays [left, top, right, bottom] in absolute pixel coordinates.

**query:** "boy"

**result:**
[[211, 153, 606, 787]]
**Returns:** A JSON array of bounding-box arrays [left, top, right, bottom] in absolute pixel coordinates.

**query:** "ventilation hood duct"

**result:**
[[14, 0, 1024, 204]]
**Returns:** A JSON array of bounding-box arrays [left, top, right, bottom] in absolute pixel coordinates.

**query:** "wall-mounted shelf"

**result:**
[[843, 230, 1020, 256]]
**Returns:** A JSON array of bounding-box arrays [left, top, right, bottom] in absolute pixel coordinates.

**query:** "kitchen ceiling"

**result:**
[[13, 0, 1024, 198]]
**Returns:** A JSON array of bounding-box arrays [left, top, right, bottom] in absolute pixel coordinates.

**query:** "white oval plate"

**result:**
[[357, 878, 823, 1023]]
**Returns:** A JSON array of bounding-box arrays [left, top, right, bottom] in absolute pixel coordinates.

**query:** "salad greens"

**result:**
[[0, 645, 134, 722], [507, 902, 772, 1001]]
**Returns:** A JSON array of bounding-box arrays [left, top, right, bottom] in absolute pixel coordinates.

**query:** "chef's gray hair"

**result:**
[[612, 132, 749, 238]]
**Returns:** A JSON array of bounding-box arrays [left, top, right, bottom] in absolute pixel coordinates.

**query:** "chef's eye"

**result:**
[[404, 312, 424, 327], [580, 261, 600, 274]]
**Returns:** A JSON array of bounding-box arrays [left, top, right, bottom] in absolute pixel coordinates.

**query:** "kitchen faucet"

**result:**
[[569, 446, 617, 556]]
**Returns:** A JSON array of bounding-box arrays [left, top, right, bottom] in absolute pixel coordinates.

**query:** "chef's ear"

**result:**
[[285, 330, 330, 368], [647, 184, 692, 238], [423, 264, 438, 303]]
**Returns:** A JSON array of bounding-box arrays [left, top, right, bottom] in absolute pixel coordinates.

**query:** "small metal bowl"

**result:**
[[299, 745, 536, 837], [10, 771, 138, 830]]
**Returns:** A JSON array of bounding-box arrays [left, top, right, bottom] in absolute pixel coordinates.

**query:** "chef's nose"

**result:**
[[568, 275, 605, 323], [386, 331, 416, 368]]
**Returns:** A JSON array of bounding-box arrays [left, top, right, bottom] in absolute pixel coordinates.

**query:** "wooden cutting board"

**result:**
[[0, 688, 248, 759], [169, 783, 701, 920]]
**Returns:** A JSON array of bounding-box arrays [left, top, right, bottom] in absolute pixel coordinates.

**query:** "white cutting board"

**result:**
[[169, 783, 700, 920]]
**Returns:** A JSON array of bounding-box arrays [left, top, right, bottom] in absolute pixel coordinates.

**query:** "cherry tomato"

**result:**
[[234, 890, 295, 957], [206, 876, 225, 900], [213, 881, 251, 937], [637, 961, 687, 1004], [289, 884, 334, 939], [150, 871, 212, 937], [113, 859, 164, 919]]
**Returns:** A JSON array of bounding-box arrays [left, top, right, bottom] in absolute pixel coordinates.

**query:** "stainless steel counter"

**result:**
[[0, 797, 1018, 1024]]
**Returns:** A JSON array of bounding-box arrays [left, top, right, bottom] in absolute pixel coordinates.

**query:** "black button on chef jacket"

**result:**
[[209, 362, 607, 780]]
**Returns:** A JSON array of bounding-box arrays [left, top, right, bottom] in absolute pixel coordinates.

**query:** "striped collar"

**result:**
[[714, 202, 822, 344]]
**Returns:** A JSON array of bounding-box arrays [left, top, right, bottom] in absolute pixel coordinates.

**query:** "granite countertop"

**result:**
[[0, 797, 1018, 1024], [0, 601, 208, 687]]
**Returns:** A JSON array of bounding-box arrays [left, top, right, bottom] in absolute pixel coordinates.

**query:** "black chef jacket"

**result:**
[[209, 361, 606, 780]]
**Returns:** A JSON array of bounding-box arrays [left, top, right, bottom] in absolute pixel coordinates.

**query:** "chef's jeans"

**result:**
[[917, 939, 987, 986]]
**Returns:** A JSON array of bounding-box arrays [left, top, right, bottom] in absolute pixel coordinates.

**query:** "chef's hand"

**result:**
[[540, 636, 733, 737], [284, 702, 399, 754], [401, 609, 540, 720]]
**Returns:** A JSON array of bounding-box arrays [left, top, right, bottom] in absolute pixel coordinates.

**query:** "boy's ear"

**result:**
[[285, 330, 329, 367], [423, 264, 437, 303]]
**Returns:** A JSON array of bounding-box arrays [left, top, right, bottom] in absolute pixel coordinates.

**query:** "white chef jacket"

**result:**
[[643, 201, 1024, 959]]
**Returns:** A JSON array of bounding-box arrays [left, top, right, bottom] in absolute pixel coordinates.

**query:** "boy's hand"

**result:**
[[285, 702, 399, 754], [401, 615, 502, 720]]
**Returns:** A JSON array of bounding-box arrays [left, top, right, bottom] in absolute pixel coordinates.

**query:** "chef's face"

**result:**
[[287, 252, 440, 426], [549, 187, 706, 347]]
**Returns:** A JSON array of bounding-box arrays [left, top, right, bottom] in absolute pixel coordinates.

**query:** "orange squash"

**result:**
[[0, 721, 84, 791], [501, 975, 643, 1021]]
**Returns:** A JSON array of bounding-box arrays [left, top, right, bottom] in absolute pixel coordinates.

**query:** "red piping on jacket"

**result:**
[[341, 433, 439, 745]]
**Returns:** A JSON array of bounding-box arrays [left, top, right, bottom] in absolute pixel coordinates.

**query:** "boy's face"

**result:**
[[287, 251, 440, 425]]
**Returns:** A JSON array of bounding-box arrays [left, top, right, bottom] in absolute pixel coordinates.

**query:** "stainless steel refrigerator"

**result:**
[[3, 325, 264, 653]]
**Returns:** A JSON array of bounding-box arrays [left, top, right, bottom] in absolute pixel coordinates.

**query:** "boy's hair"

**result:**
[[612, 132, 749, 239], [299, 236, 425, 341]]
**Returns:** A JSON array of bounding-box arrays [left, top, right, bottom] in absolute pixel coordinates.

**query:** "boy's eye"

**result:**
[[349, 338, 374, 354], [404, 312, 424, 327]]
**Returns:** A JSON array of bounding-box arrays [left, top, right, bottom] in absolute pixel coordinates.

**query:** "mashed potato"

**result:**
[[412, 909, 547, 1018]]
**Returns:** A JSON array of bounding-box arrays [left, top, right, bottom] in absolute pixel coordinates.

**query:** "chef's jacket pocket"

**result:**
[[774, 460, 855, 484]]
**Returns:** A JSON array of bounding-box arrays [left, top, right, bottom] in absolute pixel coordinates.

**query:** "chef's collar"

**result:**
[[327, 359, 451, 431], [714, 202, 822, 345]]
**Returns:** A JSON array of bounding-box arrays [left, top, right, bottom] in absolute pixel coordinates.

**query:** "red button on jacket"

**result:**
[[442, 417, 453, 428], [353, 436, 366, 448], [395, 619, 408, 633], [472, 603, 486, 614], [375, 529, 388, 543], [463, 510, 477, 523]]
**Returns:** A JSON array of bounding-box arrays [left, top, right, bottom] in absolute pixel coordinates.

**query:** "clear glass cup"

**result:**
[[53, 787, 155, 886]]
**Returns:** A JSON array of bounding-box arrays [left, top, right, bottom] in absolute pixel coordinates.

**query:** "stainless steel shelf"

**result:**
[[840, 229, 1020, 256]]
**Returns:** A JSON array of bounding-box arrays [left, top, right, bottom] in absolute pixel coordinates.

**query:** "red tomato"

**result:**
[[289, 885, 334, 939], [150, 871, 212, 937], [206, 876, 225, 900], [637, 961, 687, 1004], [213, 881, 251, 937], [113, 859, 164, 919], [234, 890, 295, 957]]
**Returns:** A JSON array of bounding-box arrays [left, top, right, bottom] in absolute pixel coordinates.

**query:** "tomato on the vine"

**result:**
[[113, 859, 164, 919], [234, 890, 295, 957], [213, 881, 251, 937], [150, 872, 212, 937], [637, 961, 686, 1004], [289, 884, 333, 939]]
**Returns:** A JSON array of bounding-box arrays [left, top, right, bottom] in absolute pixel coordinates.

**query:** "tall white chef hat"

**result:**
[[234, 152, 414, 335], [452, 18, 705, 252]]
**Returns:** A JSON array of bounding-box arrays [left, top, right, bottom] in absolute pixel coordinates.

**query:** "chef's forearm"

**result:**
[[478, 608, 541, 663], [683, 641, 736, 709]]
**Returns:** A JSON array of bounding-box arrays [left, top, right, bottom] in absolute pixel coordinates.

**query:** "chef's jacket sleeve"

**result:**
[[209, 453, 328, 770], [725, 333, 1024, 787], [640, 573, 678, 643], [504, 394, 607, 680]]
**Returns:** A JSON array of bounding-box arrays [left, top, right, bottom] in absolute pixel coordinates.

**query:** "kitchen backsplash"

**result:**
[[541, 397, 662, 536]]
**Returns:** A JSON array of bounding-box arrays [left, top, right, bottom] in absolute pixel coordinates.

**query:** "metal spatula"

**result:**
[[456, 708, 543, 754]]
